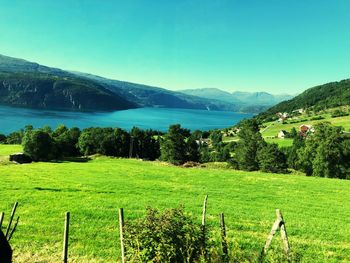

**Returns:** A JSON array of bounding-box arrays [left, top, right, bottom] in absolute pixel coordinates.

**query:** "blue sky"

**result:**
[[0, 0, 349, 93]]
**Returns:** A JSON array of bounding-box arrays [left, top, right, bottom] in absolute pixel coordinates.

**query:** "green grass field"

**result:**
[[261, 115, 350, 138], [1, 145, 350, 262]]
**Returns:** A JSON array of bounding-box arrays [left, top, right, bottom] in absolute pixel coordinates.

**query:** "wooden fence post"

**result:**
[[277, 210, 291, 262], [119, 208, 126, 263], [62, 212, 70, 263], [201, 195, 208, 242], [5, 202, 18, 239], [220, 213, 228, 262], [260, 209, 291, 262], [0, 212, 4, 229], [201, 195, 208, 258]]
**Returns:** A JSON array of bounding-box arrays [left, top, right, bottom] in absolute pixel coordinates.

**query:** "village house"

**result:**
[[292, 108, 305, 114], [278, 130, 289, 139], [276, 112, 289, 123], [299, 124, 314, 136]]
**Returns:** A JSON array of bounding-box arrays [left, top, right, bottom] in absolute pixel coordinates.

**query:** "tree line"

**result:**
[[1, 120, 349, 179]]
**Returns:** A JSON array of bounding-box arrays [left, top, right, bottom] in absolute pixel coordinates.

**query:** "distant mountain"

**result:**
[[71, 72, 240, 112], [178, 88, 242, 104], [233, 91, 294, 105], [179, 88, 294, 112], [0, 54, 241, 112], [0, 71, 137, 111], [256, 79, 350, 121]]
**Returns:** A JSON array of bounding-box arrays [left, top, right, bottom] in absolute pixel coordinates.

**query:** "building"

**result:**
[[278, 130, 289, 139], [299, 124, 315, 136]]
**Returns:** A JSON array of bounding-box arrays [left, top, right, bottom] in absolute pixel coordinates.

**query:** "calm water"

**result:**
[[0, 105, 252, 134]]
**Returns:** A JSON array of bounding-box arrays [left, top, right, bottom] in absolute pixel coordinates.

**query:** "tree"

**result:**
[[160, 124, 193, 165], [186, 136, 200, 162], [296, 122, 350, 179], [54, 126, 81, 157], [232, 119, 265, 171], [287, 133, 305, 170], [78, 127, 130, 157], [0, 134, 6, 144], [6, 131, 23, 144], [257, 143, 288, 173], [22, 130, 58, 161]]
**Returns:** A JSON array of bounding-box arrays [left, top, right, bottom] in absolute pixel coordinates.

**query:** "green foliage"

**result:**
[[231, 119, 265, 171], [287, 134, 305, 170], [130, 127, 160, 160], [209, 130, 223, 148], [331, 109, 349, 118], [53, 125, 81, 157], [124, 207, 205, 263], [257, 143, 288, 173], [160, 124, 199, 165], [296, 122, 350, 179], [0, 134, 6, 144], [256, 79, 350, 122], [22, 129, 58, 161], [5, 131, 23, 144], [78, 127, 130, 157]]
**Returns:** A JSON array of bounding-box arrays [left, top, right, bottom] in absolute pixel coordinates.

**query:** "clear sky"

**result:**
[[0, 0, 349, 94]]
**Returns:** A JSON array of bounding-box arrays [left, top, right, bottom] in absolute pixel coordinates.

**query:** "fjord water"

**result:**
[[0, 105, 252, 134]]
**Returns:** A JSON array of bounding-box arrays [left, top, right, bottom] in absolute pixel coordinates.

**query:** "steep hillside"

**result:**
[[0, 72, 138, 111], [257, 79, 350, 121], [73, 72, 240, 111], [0, 54, 241, 112]]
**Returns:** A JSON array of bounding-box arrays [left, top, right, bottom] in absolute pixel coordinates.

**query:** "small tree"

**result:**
[[257, 143, 288, 173], [160, 124, 190, 165], [296, 122, 350, 178], [0, 134, 6, 144], [232, 119, 265, 171], [22, 130, 58, 161]]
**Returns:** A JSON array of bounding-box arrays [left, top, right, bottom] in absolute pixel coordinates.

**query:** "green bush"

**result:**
[[123, 207, 206, 262]]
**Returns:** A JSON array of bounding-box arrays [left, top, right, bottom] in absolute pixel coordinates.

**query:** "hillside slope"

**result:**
[[71, 72, 240, 111], [0, 72, 137, 111], [0, 147, 349, 262], [0, 54, 240, 112], [257, 79, 350, 121]]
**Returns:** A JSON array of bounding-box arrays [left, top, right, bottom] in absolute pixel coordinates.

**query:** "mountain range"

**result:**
[[0, 54, 293, 112], [179, 88, 294, 113]]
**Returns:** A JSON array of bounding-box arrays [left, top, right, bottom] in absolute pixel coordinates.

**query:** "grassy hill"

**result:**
[[0, 145, 349, 262], [256, 79, 350, 122]]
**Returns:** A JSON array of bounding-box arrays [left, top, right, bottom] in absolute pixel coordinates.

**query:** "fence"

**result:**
[[0, 198, 291, 262]]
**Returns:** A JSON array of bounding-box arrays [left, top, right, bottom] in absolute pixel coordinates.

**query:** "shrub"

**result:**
[[257, 143, 288, 173], [123, 207, 206, 263], [0, 134, 6, 144], [22, 130, 59, 161]]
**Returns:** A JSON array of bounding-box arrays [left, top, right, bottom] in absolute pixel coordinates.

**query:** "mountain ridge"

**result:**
[[0, 54, 292, 113], [256, 78, 350, 122]]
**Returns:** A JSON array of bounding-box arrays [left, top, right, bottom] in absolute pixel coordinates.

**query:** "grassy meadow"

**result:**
[[0, 145, 350, 262], [261, 114, 350, 138]]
